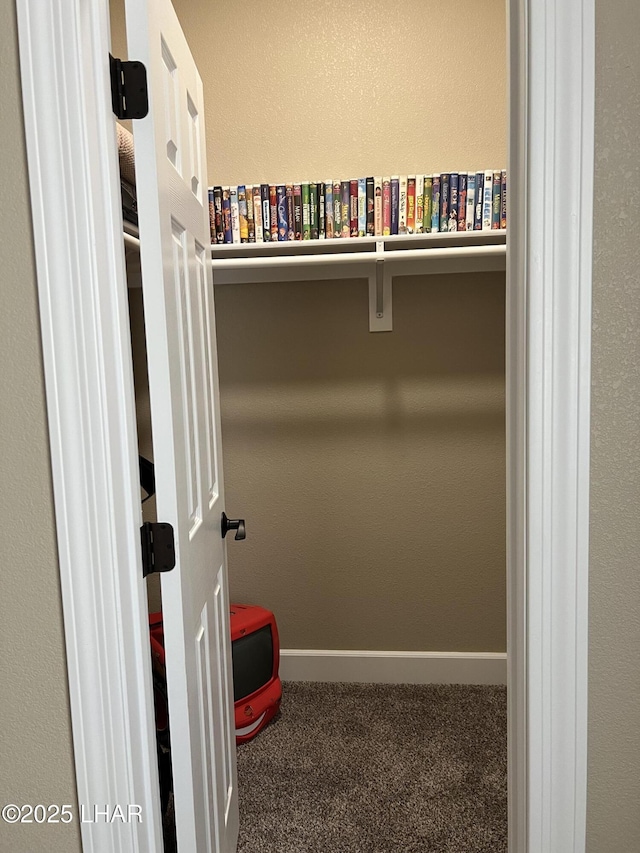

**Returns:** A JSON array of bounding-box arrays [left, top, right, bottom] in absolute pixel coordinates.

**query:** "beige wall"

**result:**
[[216, 274, 506, 651], [0, 4, 81, 852], [171, 0, 507, 185], [112, 0, 507, 182], [587, 0, 640, 849]]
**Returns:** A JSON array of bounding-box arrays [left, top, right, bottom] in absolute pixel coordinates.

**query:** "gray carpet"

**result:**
[[236, 682, 507, 853]]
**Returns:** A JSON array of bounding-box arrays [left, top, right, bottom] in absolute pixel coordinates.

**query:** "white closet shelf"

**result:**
[[210, 230, 506, 332], [210, 229, 505, 260]]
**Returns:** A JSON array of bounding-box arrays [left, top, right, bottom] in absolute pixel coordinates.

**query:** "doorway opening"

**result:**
[[16, 4, 592, 849], [113, 0, 509, 849]]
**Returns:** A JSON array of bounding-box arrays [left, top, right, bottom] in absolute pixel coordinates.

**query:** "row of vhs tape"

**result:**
[[208, 171, 507, 244]]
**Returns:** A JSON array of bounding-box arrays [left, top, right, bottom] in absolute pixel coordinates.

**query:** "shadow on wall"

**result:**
[[215, 272, 505, 384], [213, 271, 507, 653], [215, 272, 505, 441]]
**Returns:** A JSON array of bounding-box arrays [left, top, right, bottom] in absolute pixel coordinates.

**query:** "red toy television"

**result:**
[[149, 604, 281, 746], [230, 604, 282, 744]]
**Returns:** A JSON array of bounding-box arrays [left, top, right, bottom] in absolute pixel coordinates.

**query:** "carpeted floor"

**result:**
[[236, 682, 507, 853]]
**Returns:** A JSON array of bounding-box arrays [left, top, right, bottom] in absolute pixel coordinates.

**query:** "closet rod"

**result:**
[[210, 243, 505, 271]]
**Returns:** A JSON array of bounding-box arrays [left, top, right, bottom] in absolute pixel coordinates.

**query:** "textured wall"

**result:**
[[216, 274, 506, 651], [111, 0, 507, 183], [0, 4, 81, 851], [172, 0, 507, 185], [587, 0, 640, 848]]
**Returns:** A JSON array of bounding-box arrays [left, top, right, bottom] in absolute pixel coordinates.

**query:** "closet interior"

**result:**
[[112, 0, 508, 850]]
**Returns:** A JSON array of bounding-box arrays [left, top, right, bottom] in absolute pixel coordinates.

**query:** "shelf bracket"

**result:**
[[368, 240, 392, 332]]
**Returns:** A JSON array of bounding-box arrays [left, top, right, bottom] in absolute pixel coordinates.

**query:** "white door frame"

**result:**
[[16, 0, 594, 851], [508, 0, 593, 848], [15, 1, 165, 850]]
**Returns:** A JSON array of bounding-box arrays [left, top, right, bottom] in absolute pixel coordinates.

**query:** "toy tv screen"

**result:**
[[232, 624, 273, 702]]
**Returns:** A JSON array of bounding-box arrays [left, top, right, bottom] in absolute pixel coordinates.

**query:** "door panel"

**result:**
[[125, 0, 239, 850]]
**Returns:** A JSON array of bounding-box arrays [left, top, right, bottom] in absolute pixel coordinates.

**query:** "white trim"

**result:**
[[280, 650, 507, 685], [15, 1, 163, 851], [509, 1, 594, 852]]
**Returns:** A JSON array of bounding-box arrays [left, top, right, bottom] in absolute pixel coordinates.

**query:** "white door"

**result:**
[[125, 1, 239, 850]]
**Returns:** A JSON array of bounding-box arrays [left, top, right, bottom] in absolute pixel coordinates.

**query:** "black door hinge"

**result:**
[[141, 522, 176, 578], [110, 54, 149, 120]]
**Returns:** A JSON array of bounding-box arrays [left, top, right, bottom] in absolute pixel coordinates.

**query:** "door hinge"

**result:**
[[141, 522, 176, 578], [110, 54, 149, 120]]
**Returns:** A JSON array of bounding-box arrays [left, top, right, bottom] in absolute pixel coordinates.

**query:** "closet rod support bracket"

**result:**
[[368, 241, 392, 332]]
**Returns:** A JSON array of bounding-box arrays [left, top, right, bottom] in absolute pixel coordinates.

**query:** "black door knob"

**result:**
[[221, 512, 246, 541]]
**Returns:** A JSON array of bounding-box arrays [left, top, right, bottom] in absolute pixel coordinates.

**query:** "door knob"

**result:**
[[221, 512, 246, 541]]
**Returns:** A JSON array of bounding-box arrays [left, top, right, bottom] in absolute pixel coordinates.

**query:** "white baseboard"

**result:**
[[280, 649, 507, 685]]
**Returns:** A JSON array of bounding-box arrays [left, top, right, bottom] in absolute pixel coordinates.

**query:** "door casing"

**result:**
[[15, 0, 594, 850]]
